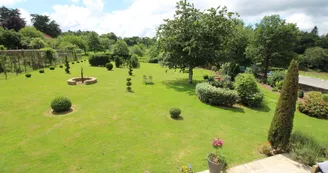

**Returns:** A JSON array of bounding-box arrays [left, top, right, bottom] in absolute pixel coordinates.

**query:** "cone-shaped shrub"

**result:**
[[268, 60, 299, 151]]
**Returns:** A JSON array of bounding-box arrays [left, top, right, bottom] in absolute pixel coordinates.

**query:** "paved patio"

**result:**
[[199, 154, 311, 173]]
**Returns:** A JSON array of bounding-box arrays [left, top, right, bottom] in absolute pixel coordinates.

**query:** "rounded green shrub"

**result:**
[[39, 69, 45, 73], [196, 82, 239, 107], [234, 73, 264, 107], [25, 73, 31, 78], [126, 78, 131, 82], [59, 65, 63, 68], [77, 61, 80, 63], [49, 66, 55, 70], [105, 63, 113, 70], [126, 81, 132, 86], [298, 90, 304, 99], [298, 92, 328, 119], [51, 97, 72, 113], [268, 70, 285, 87], [170, 108, 181, 119], [89, 55, 110, 66], [72, 62, 75, 64], [203, 74, 209, 80]]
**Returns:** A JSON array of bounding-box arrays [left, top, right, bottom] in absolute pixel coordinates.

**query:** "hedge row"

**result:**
[[89, 55, 110, 66], [196, 82, 238, 107]]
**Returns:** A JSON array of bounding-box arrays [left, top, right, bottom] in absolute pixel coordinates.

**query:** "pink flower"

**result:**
[[212, 138, 224, 148]]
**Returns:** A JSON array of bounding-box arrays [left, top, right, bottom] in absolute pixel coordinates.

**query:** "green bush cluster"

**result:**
[[148, 58, 159, 63], [323, 94, 328, 102], [51, 96, 72, 113], [298, 92, 328, 119], [196, 82, 239, 107], [298, 90, 304, 98], [234, 73, 264, 107], [209, 76, 233, 89], [105, 63, 113, 70], [89, 55, 110, 66], [267, 70, 285, 87], [169, 108, 181, 119], [290, 131, 328, 166]]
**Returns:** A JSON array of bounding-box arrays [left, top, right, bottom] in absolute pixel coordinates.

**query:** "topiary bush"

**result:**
[[126, 78, 132, 92], [51, 96, 72, 113], [298, 90, 304, 99], [203, 74, 209, 80], [234, 73, 264, 107], [105, 63, 113, 71], [89, 55, 110, 66], [59, 65, 63, 68], [77, 61, 80, 63], [72, 62, 75, 64], [25, 73, 31, 78], [130, 54, 140, 68], [298, 92, 328, 119], [39, 69, 45, 73], [196, 82, 239, 107], [49, 66, 55, 70], [267, 70, 286, 87], [170, 108, 181, 119]]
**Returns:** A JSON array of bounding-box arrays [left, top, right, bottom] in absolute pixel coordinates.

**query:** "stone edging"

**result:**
[[67, 77, 97, 85]]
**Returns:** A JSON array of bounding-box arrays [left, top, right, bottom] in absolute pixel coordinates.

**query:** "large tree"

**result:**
[[0, 28, 21, 49], [31, 14, 61, 38], [0, 6, 26, 31], [246, 15, 298, 79], [113, 40, 130, 59], [87, 31, 101, 53], [157, 0, 236, 83], [268, 60, 299, 151], [58, 34, 87, 53]]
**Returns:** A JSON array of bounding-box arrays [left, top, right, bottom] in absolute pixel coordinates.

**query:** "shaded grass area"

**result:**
[[0, 63, 327, 173]]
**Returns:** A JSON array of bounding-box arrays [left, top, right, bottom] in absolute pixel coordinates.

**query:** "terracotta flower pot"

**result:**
[[208, 159, 225, 173]]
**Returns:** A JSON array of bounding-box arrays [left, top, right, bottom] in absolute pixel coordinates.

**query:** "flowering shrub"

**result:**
[[208, 137, 226, 164], [298, 92, 328, 119]]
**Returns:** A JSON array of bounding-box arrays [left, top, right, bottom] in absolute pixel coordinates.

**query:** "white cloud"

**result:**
[[72, 0, 79, 3], [0, 0, 25, 6], [20, 0, 328, 37], [19, 8, 32, 25]]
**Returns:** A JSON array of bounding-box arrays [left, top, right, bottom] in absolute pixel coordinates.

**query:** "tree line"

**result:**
[[155, 0, 328, 83]]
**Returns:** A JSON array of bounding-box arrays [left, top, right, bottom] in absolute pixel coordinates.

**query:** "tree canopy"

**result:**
[[0, 6, 26, 31], [31, 14, 61, 38]]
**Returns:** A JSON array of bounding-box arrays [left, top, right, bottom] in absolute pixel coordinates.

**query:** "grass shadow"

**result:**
[[172, 116, 184, 120], [249, 101, 271, 112], [218, 105, 245, 113], [162, 79, 203, 96], [144, 83, 155, 85]]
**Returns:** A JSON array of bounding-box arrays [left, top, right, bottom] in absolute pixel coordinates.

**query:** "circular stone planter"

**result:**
[[67, 77, 97, 85]]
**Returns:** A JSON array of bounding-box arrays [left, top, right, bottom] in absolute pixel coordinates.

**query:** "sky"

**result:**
[[1, 0, 328, 37]]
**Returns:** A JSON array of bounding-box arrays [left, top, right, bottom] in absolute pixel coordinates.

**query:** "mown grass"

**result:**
[[300, 71, 328, 80], [0, 63, 327, 173]]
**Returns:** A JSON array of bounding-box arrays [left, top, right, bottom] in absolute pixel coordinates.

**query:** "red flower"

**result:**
[[217, 78, 221, 81]]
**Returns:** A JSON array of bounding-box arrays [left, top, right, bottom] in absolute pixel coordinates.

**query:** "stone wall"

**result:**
[[299, 84, 328, 93]]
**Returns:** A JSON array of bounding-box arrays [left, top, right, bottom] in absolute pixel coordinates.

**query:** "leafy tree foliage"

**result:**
[[19, 26, 44, 38], [268, 60, 299, 151], [130, 44, 144, 57], [299, 47, 328, 71], [294, 31, 319, 54], [58, 34, 87, 52], [87, 31, 101, 52], [0, 6, 26, 31], [31, 14, 61, 38], [101, 32, 117, 42], [0, 27, 21, 49], [99, 37, 113, 52], [29, 38, 47, 49], [157, 0, 236, 83], [246, 15, 298, 79], [113, 40, 130, 61]]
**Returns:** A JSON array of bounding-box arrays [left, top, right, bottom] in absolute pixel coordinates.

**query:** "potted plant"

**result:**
[[207, 137, 226, 173]]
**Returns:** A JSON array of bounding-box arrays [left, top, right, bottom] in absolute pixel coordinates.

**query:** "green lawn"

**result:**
[[300, 71, 328, 80], [1, 63, 327, 173]]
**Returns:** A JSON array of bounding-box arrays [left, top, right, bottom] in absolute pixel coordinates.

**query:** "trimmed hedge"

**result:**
[[39, 69, 45, 73], [51, 96, 72, 113], [25, 73, 31, 78], [89, 55, 110, 66], [298, 92, 328, 119], [196, 82, 238, 107], [49, 66, 55, 70], [234, 73, 264, 107]]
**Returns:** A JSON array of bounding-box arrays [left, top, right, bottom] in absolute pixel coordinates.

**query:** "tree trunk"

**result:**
[[188, 67, 193, 84], [263, 57, 270, 79]]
